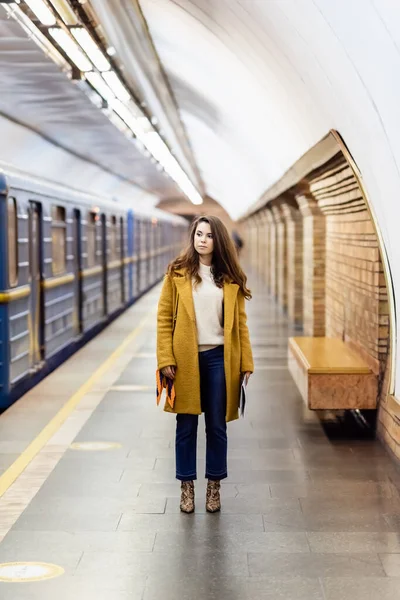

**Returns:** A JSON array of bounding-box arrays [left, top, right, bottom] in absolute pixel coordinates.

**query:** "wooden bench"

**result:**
[[288, 337, 378, 410]]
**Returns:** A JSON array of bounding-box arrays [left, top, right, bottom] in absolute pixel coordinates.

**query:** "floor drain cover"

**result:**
[[70, 442, 122, 451], [0, 562, 64, 582]]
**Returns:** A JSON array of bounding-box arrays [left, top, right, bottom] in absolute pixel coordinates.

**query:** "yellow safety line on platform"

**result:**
[[0, 309, 154, 499]]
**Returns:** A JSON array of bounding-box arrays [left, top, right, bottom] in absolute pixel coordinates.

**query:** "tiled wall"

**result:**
[[308, 155, 389, 378], [296, 191, 326, 336], [272, 204, 288, 310], [268, 210, 278, 299], [282, 204, 303, 324], [242, 148, 397, 459]]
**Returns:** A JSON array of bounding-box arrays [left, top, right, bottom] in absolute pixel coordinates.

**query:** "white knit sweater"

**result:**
[[192, 262, 224, 352]]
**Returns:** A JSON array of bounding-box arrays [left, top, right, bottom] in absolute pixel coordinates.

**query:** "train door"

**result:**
[[101, 213, 107, 316], [127, 211, 134, 299], [136, 216, 142, 294], [73, 209, 83, 334], [28, 201, 44, 369], [120, 216, 125, 303]]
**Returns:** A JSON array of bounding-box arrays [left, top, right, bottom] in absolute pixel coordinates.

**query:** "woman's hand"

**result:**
[[161, 366, 176, 380], [242, 371, 252, 385]]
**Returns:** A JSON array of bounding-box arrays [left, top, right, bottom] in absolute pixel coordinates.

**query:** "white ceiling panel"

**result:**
[[0, 5, 180, 200], [139, 0, 400, 389]]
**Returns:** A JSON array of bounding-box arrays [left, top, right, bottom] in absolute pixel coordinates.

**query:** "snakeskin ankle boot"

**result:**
[[206, 480, 221, 513], [180, 480, 195, 513]]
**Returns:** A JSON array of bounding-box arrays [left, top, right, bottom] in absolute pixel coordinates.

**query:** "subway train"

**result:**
[[0, 170, 187, 411]]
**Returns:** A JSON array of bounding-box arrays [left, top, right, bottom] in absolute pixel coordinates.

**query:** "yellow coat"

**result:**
[[157, 268, 254, 422]]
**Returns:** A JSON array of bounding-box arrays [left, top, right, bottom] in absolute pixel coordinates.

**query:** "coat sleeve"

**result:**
[[157, 275, 177, 370], [238, 291, 254, 373]]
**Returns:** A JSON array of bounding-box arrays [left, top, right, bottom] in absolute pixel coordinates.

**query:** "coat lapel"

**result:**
[[224, 282, 239, 332], [173, 274, 195, 322], [173, 270, 239, 329]]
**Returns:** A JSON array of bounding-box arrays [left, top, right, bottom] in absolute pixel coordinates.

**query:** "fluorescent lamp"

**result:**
[[24, 0, 56, 25], [49, 27, 92, 71], [140, 132, 203, 204], [108, 111, 130, 135], [85, 71, 114, 103], [111, 99, 140, 135], [102, 71, 130, 103], [71, 27, 110, 72], [48, 0, 78, 25]]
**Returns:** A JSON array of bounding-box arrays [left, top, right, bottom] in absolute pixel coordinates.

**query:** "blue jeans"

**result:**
[[175, 345, 227, 481]]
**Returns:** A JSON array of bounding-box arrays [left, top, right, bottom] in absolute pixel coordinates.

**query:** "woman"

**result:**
[[157, 215, 254, 513]]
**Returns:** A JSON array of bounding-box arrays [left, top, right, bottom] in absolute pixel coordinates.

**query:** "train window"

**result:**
[[7, 197, 18, 287], [110, 215, 118, 261], [51, 206, 66, 276], [120, 217, 124, 258], [87, 211, 98, 267]]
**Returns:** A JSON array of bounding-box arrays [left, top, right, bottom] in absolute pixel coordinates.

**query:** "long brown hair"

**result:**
[[167, 215, 252, 299]]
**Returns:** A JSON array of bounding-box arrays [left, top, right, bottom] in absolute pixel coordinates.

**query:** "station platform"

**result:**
[[0, 278, 400, 599]]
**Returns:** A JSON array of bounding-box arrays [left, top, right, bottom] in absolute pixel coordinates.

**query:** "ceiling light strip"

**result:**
[[48, 0, 78, 25], [1, 3, 70, 70], [24, 0, 56, 25], [49, 27, 93, 72], [71, 27, 110, 72], [8, 0, 203, 205], [102, 72, 130, 104]]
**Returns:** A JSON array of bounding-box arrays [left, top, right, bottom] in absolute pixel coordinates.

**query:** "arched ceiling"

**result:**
[[0, 4, 183, 204], [139, 0, 400, 228], [139, 0, 329, 219], [140, 0, 400, 392]]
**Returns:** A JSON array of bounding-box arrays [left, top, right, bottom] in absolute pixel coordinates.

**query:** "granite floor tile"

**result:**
[[221, 469, 310, 484], [293, 452, 396, 469], [120, 469, 185, 484], [23, 494, 166, 516], [0, 547, 82, 572], [258, 438, 299, 449], [154, 530, 310, 553], [379, 553, 400, 576], [262, 506, 307, 532], [0, 530, 156, 554], [307, 532, 400, 553], [302, 506, 400, 532], [42, 465, 125, 486], [0, 441, 32, 454], [227, 447, 295, 459], [126, 439, 171, 452], [60, 452, 157, 471], [383, 514, 400, 530], [75, 427, 145, 443], [0, 576, 146, 600], [269, 481, 396, 499], [11, 510, 122, 532], [236, 484, 272, 498], [0, 454, 21, 471], [308, 468, 395, 482], [300, 496, 400, 513], [76, 549, 249, 579], [322, 577, 400, 600], [248, 552, 385, 578], [118, 513, 264, 533], [38, 478, 141, 498], [2, 278, 400, 600], [142, 447, 175, 459], [167, 495, 300, 515], [143, 576, 324, 600], [250, 455, 300, 470], [138, 482, 239, 499]]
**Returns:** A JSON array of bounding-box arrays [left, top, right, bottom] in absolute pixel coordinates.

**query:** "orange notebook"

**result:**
[[156, 370, 176, 409]]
